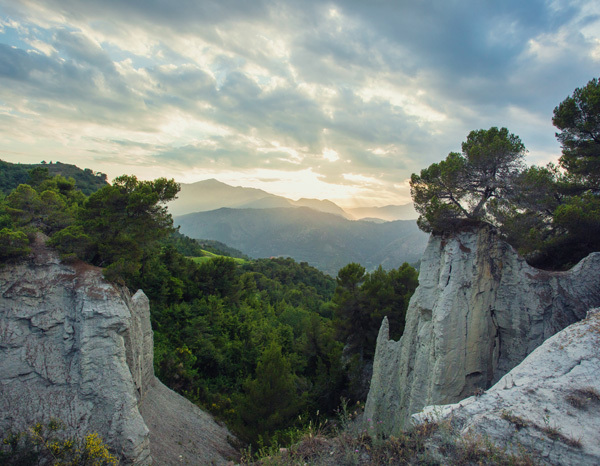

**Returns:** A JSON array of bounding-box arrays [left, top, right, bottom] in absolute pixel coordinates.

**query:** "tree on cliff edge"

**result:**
[[51, 175, 180, 283], [410, 78, 600, 269], [493, 78, 600, 269], [410, 127, 526, 233], [553, 77, 600, 192]]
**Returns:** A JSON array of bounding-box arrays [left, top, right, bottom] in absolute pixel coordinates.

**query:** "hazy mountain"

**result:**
[[168, 179, 276, 216], [357, 217, 388, 224], [239, 196, 295, 209], [168, 179, 354, 218], [293, 198, 349, 217], [346, 204, 418, 221], [175, 207, 428, 276]]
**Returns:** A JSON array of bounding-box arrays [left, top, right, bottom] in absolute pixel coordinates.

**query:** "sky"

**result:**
[[0, 1, 599, 208]]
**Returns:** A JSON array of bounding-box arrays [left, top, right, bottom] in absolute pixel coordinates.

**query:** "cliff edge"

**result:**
[[364, 226, 600, 434], [0, 235, 237, 464], [413, 308, 600, 465]]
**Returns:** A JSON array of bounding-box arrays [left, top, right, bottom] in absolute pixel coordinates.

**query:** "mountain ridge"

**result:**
[[168, 178, 417, 221], [175, 206, 428, 276]]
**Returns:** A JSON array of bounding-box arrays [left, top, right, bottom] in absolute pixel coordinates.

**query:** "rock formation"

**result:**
[[364, 226, 600, 434], [0, 235, 237, 464], [413, 308, 600, 465]]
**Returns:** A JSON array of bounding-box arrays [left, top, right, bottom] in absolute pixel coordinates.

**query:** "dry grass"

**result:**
[[500, 408, 584, 451], [501, 410, 530, 431], [566, 386, 600, 410], [241, 416, 538, 466], [538, 425, 582, 449]]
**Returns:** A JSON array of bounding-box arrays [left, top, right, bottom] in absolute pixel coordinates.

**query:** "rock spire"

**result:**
[[364, 226, 600, 434]]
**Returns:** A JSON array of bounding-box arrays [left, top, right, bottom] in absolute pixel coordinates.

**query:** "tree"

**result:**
[[0, 228, 30, 262], [27, 166, 50, 188], [333, 263, 418, 360], [496, 77, 600, 269], [410, 127, 526, 232], [488, 164, 562, 258], [51, 175, 179, 283], [553, 77, 600, 191], [332, 263, 367, 353], [238, 342, 302, 443], [5, 184, 42, 227]]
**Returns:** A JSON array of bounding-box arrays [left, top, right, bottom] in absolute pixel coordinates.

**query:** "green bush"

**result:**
[[0, 228, 30, 262]]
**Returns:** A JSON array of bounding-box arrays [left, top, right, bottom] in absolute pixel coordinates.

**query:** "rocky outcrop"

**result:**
[[413, 308, 600, 465], [0, 235, 237, 464], [364, 226, 600, 434]]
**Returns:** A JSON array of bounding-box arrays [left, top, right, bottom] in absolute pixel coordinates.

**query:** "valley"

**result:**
[[171, 179, 426, 275], [176, 206, 427, 276]]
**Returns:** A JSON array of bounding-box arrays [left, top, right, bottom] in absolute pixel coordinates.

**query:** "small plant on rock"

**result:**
[[0, 419, 118, 465]]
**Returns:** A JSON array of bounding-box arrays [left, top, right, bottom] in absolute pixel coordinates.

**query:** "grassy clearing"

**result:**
[[188, 250, 248, 265]]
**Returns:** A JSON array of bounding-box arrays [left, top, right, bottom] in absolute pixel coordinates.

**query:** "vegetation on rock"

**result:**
[[410, 126, 526, 233], [411, 77, 600, 270], [0, 419, 118, 466], [240, 402, 537, 465]]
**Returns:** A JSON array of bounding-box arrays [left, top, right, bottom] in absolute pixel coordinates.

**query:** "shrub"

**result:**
[[0, 419, 119, 465], [0, 228, 30, 262]]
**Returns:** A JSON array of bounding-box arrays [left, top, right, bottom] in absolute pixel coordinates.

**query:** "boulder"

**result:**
[[413, 308, 600, 465], [364, 226, 600, 434]]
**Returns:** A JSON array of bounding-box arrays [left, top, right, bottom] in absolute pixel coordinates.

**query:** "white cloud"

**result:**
[[0, 0, 598, 206], [322, 148, 339, 162]]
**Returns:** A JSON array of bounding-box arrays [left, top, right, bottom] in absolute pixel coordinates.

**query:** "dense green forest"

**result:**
[[0, 160, 108, 195], [0, 163, 417, 447]]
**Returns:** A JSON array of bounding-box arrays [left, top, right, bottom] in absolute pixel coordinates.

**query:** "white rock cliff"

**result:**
[[413, 308, 600, 465], [364, 226, 600, 434], [0, 236, 237, 464]]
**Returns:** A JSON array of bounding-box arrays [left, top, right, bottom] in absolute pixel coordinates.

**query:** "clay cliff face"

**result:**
[[0, 236, 236, 465], [413, 308, 600, 465], [364, 226, 600, 434]]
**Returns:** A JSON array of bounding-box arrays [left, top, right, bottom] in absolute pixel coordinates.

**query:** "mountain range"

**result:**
[[170, 179, 426, 275], [168, 179, 417, 221], [175, 207, 427, 276]]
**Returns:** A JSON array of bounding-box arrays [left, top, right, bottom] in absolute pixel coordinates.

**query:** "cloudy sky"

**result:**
[[0, 1, 599, 207]]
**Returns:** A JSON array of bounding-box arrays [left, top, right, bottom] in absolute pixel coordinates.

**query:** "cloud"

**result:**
[[0, 0, 599, 204]]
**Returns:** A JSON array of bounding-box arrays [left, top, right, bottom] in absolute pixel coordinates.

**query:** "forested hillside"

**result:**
[[176, 207, 427, 275], [0, 160, 108, 195]]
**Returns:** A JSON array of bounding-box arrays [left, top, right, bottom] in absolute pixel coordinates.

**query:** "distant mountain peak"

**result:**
[[201, 178, 225, 185], [169, 179, 351, 218]]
